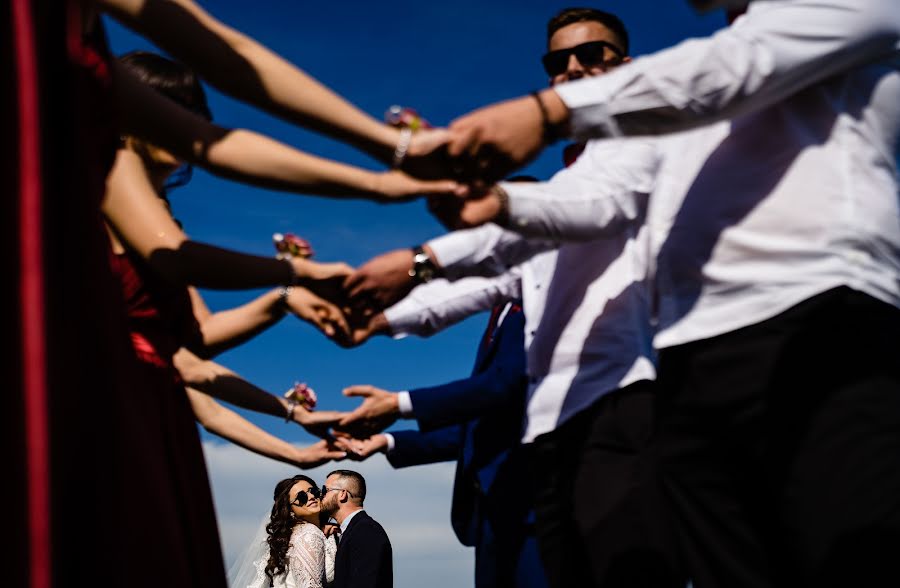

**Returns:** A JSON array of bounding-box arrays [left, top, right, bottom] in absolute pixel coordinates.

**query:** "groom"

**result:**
[[321, 469, 393, 588]]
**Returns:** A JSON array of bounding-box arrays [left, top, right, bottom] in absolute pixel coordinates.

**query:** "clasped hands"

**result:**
[[379, 89, 569, 229], [284, 258, 420, 462], [289, 384, 404, 462]]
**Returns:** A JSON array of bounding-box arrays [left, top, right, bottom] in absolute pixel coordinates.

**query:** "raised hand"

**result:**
[[283, 286, 351, 340], [447, 90, 569, 184], [296, 439, 348, 468], [336, 385, 400, 437], [343, 249, 417, 311], [332, 433, 389, 461]]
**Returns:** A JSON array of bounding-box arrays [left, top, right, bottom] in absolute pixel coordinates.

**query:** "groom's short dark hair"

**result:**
[[327, 469, 367, 502]]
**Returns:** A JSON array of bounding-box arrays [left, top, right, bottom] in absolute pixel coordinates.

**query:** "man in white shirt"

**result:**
[[413, 2, 900, 587], [343, 9, 683, 588]]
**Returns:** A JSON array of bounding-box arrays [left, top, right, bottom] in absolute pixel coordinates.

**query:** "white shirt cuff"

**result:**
[[382, 433, 395, 452], [382, 305, 411, 339], [397, 391, 414, 417]]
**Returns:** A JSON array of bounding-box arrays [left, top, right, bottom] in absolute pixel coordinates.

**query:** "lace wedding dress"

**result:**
[[241, 523, 334, 588]]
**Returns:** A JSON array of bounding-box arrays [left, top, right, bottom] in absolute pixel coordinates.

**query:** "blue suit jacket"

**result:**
[[386, 304, 529, 547]]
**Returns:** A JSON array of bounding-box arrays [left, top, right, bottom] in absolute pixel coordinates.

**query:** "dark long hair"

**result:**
[[265, 474, 318, 586], [116, 51, 212, 191]]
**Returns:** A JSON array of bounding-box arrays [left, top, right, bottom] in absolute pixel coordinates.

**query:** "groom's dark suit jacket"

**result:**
[[332, 510, 392, 588]]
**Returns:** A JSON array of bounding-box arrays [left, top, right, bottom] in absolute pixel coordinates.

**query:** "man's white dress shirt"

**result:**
[[386, 140, 659, 442], [501, 0, 900, 348]]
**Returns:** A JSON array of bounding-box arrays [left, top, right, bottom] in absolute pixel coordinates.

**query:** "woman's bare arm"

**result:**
[[112, 65, 460, 201], [186, 387, 346, 468], [95, 0, 403, 161]]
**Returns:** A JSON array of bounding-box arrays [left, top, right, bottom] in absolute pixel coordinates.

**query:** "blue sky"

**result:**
[[105, 2, 723, 586]]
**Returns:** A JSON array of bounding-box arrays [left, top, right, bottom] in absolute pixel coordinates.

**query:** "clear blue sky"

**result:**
[[105, 2, 723, 586]]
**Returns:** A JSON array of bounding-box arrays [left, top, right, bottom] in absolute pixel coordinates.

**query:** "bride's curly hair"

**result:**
[[264, 474, 318, 586]]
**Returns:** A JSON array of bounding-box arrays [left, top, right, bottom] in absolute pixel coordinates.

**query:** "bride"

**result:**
[[233, 475, 336, 588]]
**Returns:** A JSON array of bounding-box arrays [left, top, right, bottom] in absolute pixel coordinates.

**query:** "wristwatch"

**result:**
[[408, 245, 438, 284]]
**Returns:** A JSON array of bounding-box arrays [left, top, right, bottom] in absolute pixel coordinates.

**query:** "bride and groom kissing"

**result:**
[[231, 469, 393, 588]]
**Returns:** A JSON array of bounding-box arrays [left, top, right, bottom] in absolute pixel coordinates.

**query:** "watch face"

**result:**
[[411, 249, 435, 283]]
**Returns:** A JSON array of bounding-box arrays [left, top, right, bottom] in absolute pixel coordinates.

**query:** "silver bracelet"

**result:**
[[284, 399, 299, 422], [392, 127, 413, 169], [277, 286, 293, 311]]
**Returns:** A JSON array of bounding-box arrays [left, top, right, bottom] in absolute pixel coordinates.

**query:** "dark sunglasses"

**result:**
[[542, 40, 625, 77], [290, 487, 321, 507], [321, 485, 357, 499]]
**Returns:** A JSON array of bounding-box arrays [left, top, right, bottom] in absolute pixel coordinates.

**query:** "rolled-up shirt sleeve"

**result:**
[[384, 272, 522, 338], [555, 0, 900, 138]]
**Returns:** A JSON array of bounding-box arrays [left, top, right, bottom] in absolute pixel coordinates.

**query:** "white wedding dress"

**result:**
[[239, 522, 336, 588]]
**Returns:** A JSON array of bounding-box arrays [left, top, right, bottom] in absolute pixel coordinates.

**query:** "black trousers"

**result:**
[[656, 287, 900, 588], [531, 379, 685, 588]]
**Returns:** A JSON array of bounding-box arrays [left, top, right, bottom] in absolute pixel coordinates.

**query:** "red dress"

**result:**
[[109, 249, 229, 588], [5, 0, 227, 583]]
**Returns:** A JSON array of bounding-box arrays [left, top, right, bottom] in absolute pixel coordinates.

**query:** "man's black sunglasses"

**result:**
[[542, 40, 625, 77], [321, 485, 357, 498], [290, 487, 321, 507]]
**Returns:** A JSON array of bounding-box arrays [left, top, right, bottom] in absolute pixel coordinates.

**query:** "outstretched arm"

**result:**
[[95, 0, 444, 166], [112, 66, 460, 202], [187, 287, 349, 356], [174, 348, 345, 438], [103, 148, 354, 292], [383, 272, 521, 338], [406, 308, 526, 431], [446, 0, 900, 178], [429, 138, 660, 243], [332, 427, 462, 466], [344, 240, 524, 321], [186, 387, 346, 468], [552, 0, 900, 139], [337, 306, 526, 436]]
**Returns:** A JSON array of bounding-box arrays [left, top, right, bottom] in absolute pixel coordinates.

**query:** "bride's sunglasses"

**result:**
[[290, 487, 321, 507], [542, 40, 625, 77]]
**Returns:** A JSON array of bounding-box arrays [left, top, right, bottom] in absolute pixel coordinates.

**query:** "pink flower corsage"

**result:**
[[273, 233, 314, 260], [284, 382, 317, 411], [384, 105, 432, 131]]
